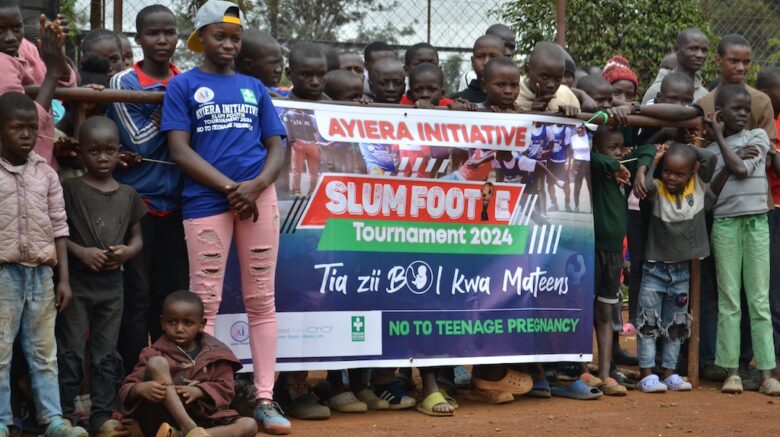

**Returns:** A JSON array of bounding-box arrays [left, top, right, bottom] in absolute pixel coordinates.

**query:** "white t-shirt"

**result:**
[[571, 132, 591, 161]]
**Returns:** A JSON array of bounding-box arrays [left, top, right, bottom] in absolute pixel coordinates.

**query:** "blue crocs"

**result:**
[[43, 418, 88, 437], [254, 400, 292, 435]]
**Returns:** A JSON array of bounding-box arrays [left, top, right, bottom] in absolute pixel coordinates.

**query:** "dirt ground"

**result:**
[[287, 336, 779, 437]]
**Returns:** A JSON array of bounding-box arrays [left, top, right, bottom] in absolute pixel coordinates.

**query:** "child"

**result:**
[[576, 75, 613, 111], [546, 124, 573, 212], [756, 67, 780, 369], [602, 55, 638, 105], [119, 291, 257, 437], [457, 23, 515, 91], [635, 143, 716, 393], [570, 125, 591, 211], [118, 32, 133, 69], [0, 19, 88, 437], [362, 41, 394, 98], [358, 58, 405, 175], [339, 52, 365, 77], [590, 125, 656, 396], [0, 3, 76, 167], [57, 116, 146, 434], [79, 28, 125, 79], [403, 42, 438, 74], [162, 1, 290, 433], [451, 35, 504, 103], [107, 4, 190, 375], [515, 41, 579, 115], [704, 84, 780, 395], [324, 70, 363, 173], [286, 42, 328, 197], [236, 28, 288, 97]]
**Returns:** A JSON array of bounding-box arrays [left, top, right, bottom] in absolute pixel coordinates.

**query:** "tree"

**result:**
[[495, 0, 713, 90]]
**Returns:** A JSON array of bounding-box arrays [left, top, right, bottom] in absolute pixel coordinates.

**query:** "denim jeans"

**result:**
[[57, 268, 124, 433], [637, 262, 692, 370], [0, 264, 62, 425]]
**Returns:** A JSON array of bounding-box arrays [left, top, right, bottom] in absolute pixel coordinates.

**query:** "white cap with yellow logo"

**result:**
[[187, 0, 246, 52]]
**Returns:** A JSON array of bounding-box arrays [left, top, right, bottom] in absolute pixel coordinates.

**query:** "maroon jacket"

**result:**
[[119, 332, 242, 421]]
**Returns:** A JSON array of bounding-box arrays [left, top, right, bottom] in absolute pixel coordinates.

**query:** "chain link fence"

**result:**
[[704, 0, 780, 67]]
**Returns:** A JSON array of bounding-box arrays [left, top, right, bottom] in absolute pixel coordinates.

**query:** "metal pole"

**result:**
[[113, 0, 122, 32], [555, 0, 566, 47], [427, 0, 431, 44]]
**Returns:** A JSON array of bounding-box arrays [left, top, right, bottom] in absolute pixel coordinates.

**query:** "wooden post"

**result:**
[[89, 0, 103, 30], [555, 0, 566, 47], [113, 0, 122, 32], [688, 259, 701, 387]]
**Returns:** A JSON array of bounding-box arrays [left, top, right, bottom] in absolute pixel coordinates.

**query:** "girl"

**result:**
[[161, 1, 290, 434]]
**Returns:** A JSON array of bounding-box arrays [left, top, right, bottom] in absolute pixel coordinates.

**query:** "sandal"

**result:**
[[579, 373, 602, 388], [437, 388, 459, 409], [600, 377, 627, 396], [459, 388, 514, 404], [155, 423, 182, 437], [721, 375, 743, 394], [527, 379, 552, 398], [550, 379, 603, 400], [610, 368, 637, 390], [759, 377, 780, 396], [663, 374, 692, 391], [472, 368, 533, 395], [416, 391, 454, 417], [355, 388, 390, 410], [637, 374, 667, 393], [327, 391, 367, 413]]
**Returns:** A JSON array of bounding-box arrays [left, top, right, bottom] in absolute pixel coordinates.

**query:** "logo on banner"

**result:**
[[406, 261, 433, 294], [230, 321, 249, 342], [351, 316, 365, 342]]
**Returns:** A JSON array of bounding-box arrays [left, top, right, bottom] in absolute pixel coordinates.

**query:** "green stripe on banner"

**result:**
[[317, 219, 529, 255]]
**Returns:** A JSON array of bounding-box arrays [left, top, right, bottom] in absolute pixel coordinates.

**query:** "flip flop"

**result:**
[[527, 379, 552, 398], [579, 373, 602, 388], [416, 391, 454, 417], [550, 379, 603, 400], [437, 388, 459, 409], [472, 368, 533, 395]]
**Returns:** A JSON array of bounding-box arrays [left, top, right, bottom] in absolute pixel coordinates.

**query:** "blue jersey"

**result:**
[[526, 124, 552, 160], [359, 143, 397, 172], [549, 124, 571, 163], [161, 68, 287, 219]]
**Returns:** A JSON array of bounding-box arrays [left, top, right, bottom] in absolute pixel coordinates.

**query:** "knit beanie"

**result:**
[[602, 55, 638, 90]]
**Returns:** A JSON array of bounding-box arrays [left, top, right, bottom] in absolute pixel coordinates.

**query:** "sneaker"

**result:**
[[254, 400, 292, 435], [43, 419, 88, 437], [702, 364, 728, 382], [286, 392, 330, 420], [663, 374, 692, 391], [637, 374, 667, 393], [374, 382, 417, 410], [0, 423, 8, 437]]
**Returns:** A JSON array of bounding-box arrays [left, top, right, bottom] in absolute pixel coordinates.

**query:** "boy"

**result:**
[[236, 28, 288, 97], [285, 42, 328, 196], [0, 2, 76, 167], [358, 58, 406, 175], [515, 41, 579, 115], [107, 4, 190, 376], [457, 23, 515, 91], [403, 42, 438, 74], [0, 19, 88, 437], [756, 67, 780, 372], [79, 28, 125, 79], [57, 116, 146, 435], [339, 52, 365, 77], [590, 125, 656, 395], [362, 41, 394, 98], [704, 84, 780, 395], [324, 69, 363, 102], [119, 291, 257, 437], [635, 143, 717, 393], [451, 35, 504, 103], [118, 33, 133, 69]]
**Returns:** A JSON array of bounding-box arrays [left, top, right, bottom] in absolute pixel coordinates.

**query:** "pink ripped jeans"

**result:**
[[183, 186, 279, 400]]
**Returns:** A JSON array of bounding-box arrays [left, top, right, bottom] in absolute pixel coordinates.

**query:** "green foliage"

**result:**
[[59, 0, 82, 41], [442, 55, 463, 96], [495, 0, 714, 92]]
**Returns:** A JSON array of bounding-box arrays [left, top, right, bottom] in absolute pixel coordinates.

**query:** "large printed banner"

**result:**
[[214, 100, 595, 371]]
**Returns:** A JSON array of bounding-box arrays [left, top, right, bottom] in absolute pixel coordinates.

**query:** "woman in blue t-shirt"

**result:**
[[161, 1, 289, 434]]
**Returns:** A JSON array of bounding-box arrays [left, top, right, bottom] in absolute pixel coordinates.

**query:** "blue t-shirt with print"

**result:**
[[161, 68, 286, 219]]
